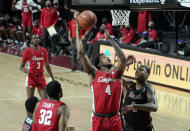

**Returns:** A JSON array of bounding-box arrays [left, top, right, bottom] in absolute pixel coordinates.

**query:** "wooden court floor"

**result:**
[[0, 53, 190, 131]]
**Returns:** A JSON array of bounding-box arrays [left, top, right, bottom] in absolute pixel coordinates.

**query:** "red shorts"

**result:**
[[25, 73, 46, 90], [92, 114, 122, 131], [22, 15, 32, 28]]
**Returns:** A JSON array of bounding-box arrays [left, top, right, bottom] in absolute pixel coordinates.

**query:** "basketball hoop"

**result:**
[[110, 10, 130, 26]]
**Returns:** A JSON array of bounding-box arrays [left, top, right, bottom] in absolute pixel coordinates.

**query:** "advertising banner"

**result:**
[[100, 44, 190, 91]]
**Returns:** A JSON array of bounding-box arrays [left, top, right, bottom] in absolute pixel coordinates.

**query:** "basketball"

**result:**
[[77, 10, 97, 30]]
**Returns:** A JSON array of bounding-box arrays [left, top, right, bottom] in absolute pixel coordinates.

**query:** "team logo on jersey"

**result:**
[[98, 76, 115, 83], [32, 56, 44, 61]]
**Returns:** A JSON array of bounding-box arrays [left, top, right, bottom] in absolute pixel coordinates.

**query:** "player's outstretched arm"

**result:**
[[133, 86, 158, 112], [45, 61, 54, 80], [103, 27, 135, 77], [75, 14, 97, 77], [58, 105, 74, 131]]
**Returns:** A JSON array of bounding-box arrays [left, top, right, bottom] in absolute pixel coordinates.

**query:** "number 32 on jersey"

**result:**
[[39, 109, 52, 125]]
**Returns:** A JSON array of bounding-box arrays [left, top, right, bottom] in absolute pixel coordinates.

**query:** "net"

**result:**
[[110, 10, 130, 26]]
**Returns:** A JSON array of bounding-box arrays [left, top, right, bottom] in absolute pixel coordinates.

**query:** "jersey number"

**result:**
[[105, 85, 111, 95], [39, 109, 52, 125], [37, 62, 41, 69]]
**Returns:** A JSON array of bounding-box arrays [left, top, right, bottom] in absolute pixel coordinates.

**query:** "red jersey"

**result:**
[[35, 99, 64, 131], [68, 19, 86, 38], [90, 70, 122, 114], [22, 47, 48, 75], [22, 2, 32, 17], [40, 7, 58, 28], [137, 11, 152, 33]]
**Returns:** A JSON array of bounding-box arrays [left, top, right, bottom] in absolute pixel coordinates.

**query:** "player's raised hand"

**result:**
[[126, 55, 135, 66]]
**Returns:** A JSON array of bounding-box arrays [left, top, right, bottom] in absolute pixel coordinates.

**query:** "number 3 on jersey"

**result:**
[[37, 62, 41, 69], [39, 109, 52, 125], [105, 85, 111, 95]]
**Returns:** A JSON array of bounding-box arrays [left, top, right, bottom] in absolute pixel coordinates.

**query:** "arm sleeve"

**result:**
[[22, 50, 29, 63]]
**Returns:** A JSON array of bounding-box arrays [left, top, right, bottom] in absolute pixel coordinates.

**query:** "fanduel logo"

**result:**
[[32, 56, 44, 61], [98, 76, 115, 83], [130, 0, 165, 4]]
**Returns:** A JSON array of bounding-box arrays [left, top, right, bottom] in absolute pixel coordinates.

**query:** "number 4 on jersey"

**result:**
[[105, 85, 111, 95]]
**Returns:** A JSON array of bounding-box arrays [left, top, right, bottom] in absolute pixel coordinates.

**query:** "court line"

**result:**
[[0, 96, 92, 101]]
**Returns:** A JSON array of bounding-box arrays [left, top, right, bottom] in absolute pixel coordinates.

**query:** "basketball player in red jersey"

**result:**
[[21, 0, 40, 49], [75, 19, 135, 131], [32, 80, 74, 131], [20, 34, 54, 98]]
